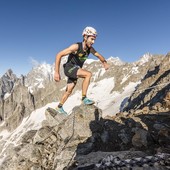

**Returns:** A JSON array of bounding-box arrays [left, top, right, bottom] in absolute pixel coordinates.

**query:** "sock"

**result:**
[[82, 95, 86, 100], [58, 103, 63, 108]]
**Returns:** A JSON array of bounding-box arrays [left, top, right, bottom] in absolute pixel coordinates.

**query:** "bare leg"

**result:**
[[77, 68, 92, 96], [60, 83, 76, 104]]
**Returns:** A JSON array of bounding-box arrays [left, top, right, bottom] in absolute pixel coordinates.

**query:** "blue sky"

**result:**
[[0, 0, 170, 76]]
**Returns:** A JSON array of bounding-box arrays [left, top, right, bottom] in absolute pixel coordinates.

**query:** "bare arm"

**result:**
[[54, 44, 78, 81], [90, 47, 109, 70]]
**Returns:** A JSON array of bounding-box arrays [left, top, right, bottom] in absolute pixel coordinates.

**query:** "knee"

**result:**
[[66, 88, 72, 95], [86, 71, 92, 78]]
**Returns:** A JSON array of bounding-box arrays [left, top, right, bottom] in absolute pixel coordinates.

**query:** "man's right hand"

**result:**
[[54, 72, 61, 82]]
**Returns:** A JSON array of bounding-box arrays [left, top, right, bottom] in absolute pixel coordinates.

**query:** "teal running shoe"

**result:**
[[82, 97, 95, 105], [57, 107, 67, 115]]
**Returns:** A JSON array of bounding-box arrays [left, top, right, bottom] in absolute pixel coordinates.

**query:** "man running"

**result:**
[[54, 26, 109, 114]]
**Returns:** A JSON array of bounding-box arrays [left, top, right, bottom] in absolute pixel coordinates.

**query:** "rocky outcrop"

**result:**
[[0, 69, 18, 99], [0, 104, 169, 170], [0, 105, 102, 170], [0, 83, 36, 130], [123, 53, 170, 112]]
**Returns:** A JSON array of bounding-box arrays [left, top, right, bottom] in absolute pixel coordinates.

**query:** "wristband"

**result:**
[[102, 60, 107, 63]]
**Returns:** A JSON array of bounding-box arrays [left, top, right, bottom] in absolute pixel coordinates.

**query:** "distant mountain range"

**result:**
[[0, 52, 170, 169], [0, 53, 165, 115]]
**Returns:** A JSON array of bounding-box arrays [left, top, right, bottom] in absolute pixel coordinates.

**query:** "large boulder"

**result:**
[[0, 104, 102, 170]]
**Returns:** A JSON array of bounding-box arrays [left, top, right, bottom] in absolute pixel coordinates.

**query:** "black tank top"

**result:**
[[66, 42, 91, 68]]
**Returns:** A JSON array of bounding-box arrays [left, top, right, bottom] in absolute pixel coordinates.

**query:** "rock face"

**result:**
[[0, 104, 170, 170], [0, 69, 18, 99], [123, 53, 170, 113], [0, 82, 36, 129], [0, 105, 102, 170]]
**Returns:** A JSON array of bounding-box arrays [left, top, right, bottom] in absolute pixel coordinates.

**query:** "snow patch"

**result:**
[[88, 77, 115, 103], [138, 53, 152, 65], [4, 92, 11, 100], [131, 66, 139, 74], [121, 75, 130, 84], [101, 81, 140, 116], [85, 58, 96, 64], [93, 68, 106, 81], [108, 56, 124, 65]]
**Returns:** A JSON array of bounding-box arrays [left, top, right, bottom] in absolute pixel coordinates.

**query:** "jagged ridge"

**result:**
[[0, 53, 170, 169]]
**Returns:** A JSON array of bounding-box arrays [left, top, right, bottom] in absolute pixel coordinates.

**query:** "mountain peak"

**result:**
[[138, 53, 152, 65], [108, 56, 124, 65], [0, 69, 18, 99]]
